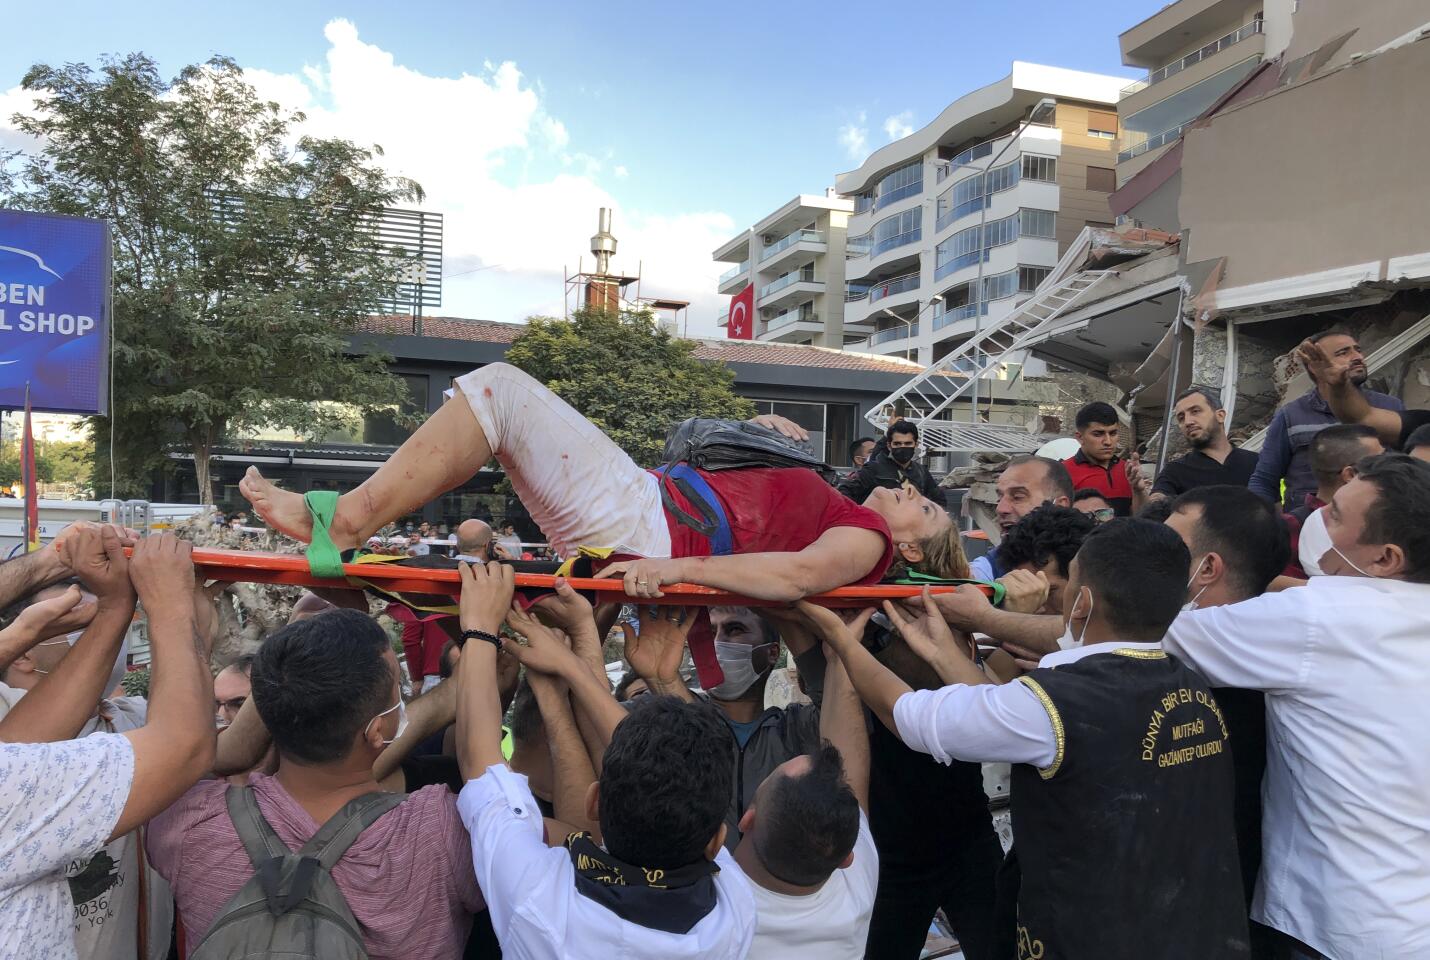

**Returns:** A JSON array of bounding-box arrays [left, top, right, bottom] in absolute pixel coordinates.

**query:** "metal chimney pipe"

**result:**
[[591, 208, 617, 275]]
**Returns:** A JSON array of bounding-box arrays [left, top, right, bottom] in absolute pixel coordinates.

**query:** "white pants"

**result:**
[[454, 363, 671, 560]]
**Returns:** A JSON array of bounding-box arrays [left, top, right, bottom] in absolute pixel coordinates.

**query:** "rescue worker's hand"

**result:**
[[998, 569, 1050, 615], [749, 413, 810, 442]]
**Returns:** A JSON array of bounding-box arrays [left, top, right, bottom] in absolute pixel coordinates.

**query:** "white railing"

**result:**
[[760, 229, 824, 261], [1121, 19, 1263, 98]]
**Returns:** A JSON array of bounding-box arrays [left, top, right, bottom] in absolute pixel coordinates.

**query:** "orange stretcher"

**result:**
[[181, 548, 995, 609]]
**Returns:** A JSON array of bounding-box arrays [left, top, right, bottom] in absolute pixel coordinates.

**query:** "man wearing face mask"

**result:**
[[837, 421, 946, 509], [145, 609, 486, 958], [1165, 485, 1290, 960], [623, 605, 824, 850], [1162, 454, 1430, 960], [822, 519, 1250, 959]]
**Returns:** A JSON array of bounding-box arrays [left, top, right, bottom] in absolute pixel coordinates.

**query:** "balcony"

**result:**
[[766, 310, 817, 333], [717, 260, 750, 295], [717, 309, 728, 327], [868, 272, 920, 305], [1121, 19, 1262, 98], [1118, 122, 1189, 163], [872, 321, 920, 345], [872, 178, 922, 212], [757, 271, 823, 310], [932, 300, 988, 332], [761, 229, 824, 261]]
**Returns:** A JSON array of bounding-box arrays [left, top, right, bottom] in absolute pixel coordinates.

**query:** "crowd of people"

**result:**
[[1, 339, 1428, 960]]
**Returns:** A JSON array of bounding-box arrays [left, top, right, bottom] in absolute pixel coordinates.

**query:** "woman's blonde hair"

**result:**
[[888, 522, 970, 581]]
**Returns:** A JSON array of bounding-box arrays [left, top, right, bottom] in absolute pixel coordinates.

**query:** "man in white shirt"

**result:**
[[822, 519, 1250, 960], [730, 608, 878, 960], [452, 562, 756, 959], [0, 531, 216, 960], [1163, 453, 1430, 960]]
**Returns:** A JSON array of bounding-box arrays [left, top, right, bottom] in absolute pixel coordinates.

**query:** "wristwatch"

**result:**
[[459, 628, 502, 648]]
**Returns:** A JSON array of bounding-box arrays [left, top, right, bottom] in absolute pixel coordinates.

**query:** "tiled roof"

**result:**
[[358, 314, 933, 375]]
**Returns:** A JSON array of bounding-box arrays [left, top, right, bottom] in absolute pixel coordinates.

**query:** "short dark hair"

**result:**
[[1074, 519, 1190, 641], [849, 437, 876, 460], [1310, 423, 1380, 488], [509, 674, 544, 744], [1174, 385, 1221, 410], [1075, 401, 1120, 431], [1308, 327, 1354, 345], [614, 670, 648, 702], [1006, 455, 1076, 502], [251, 609, 393, 765], [998, 504, 1095, 579], [1403, 423, 1430, 453], [752, 743, 859, 887], [1353, 454, 1430, 583], [1072, 488, 1109, 504], [1172, 486, 1290, 600], [1137, 498, 1177, 523], [599, 697, 732, 869], [887, 420, 918, 442]]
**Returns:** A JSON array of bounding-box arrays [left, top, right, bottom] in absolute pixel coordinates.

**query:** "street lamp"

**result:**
[[969, 97, 1057, 419], [881, 293, 941, 363]]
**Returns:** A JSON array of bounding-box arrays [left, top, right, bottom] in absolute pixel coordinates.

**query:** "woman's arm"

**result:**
[[598, 526, 886, 603]]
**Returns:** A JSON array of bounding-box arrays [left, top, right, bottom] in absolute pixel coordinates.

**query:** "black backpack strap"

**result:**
[[300, 791, 407, 872]]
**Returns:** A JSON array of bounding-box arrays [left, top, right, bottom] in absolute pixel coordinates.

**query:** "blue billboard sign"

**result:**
[[0, 209, 112, 414]]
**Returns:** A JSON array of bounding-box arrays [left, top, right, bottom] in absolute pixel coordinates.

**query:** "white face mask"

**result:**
[[1183, 555, 1211, 611], [1056, 590, 1094, 651], [366, 696, 409, 746], [1322, 543, 1378, 579], [708, 641, 776, 701]]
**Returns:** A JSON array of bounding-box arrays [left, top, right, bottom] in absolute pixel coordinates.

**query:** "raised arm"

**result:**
[[882, 589, 990, 689], [373, 673, 459, 785], [598, 525, 887, 603], [622, 606, 696, 702], [818, 641, 869, 812], [527, 671, 600, 838], [113, 535, 216, 842], [929, 585, 1063, 655], [1298, 338, 1404, 446], [0, 585, 95, 678], [797, 602, 907, 734], [501, 604, 627, 754], [455, 562, 517, 779], [0, 526, 135, 744]]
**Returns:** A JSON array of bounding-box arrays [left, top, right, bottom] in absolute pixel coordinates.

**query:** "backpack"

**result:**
[[662, 417, 829, 473], [190, 786, 406, 960]]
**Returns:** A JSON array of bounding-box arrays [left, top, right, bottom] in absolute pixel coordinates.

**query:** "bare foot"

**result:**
[[239, 467, 319, 545]]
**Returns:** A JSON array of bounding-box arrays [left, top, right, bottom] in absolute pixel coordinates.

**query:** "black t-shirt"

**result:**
[[1397, 409, 1430, 450], [1151, 447, 1259, 498]]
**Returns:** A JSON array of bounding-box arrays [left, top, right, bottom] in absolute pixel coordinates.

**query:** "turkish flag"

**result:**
[[726, 284, 754, 340]]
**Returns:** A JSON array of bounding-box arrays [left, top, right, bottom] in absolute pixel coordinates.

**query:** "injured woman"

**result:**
[[240, 362, 967, 603]]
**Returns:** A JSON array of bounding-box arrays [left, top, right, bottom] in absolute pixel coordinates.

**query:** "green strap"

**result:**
[[893, 573, 1007, 607], [303, 490, 346, 579]]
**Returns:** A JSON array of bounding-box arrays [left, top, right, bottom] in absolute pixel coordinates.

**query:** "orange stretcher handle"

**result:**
[[156, 548, 993, 609]]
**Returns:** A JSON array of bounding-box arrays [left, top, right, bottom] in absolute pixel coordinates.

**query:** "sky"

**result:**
[[0, 0, 1165, 339]]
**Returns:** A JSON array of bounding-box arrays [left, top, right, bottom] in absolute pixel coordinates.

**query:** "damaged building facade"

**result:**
[[876, 0, 1430, 513]]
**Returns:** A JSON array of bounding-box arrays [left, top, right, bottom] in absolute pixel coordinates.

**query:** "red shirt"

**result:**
[[1062, 450, 1134, 516], [654, 467, 894, 584]]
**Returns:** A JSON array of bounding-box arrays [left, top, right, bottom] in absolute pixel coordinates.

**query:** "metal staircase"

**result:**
[[868, 268, 1117, 453]]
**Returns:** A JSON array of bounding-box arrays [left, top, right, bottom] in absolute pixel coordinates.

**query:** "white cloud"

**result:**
[[4, 18, 737, 336], [883, 111, 914, 142], [838, 111, 868, 160], [613, 165, 628, 179]]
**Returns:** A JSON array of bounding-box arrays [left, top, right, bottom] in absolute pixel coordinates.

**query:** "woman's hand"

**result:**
[[594, 558, 684, 600]]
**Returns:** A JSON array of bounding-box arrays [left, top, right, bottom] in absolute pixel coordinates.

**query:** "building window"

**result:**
[[871, 161, 924, 211], [1084, 166, 1116, 192], [1019, 208, 1057, 239], [1087, 110, 1118, 139], [1019, 266, 1052, 291], [1021, 155, 1057, 183], [871, 208, 921, 257]]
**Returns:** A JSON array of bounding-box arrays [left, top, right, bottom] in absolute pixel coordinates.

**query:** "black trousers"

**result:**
[[864, 829, 1003, 960]]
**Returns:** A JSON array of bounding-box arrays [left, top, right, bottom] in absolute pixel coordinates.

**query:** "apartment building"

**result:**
[[1115, 0, 1275, 184], [712, 193, 857, 348], [831, 62, 1125, 367]]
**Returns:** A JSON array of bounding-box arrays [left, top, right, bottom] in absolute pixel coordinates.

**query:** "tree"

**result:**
[[4, 54, 421, 502], [503, 307, 755, 467]]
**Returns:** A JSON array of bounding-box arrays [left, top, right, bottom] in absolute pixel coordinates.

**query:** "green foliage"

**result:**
[[504, 307, 755, 468], [4, 54, 424, 501], [0, 438, 93, 489]]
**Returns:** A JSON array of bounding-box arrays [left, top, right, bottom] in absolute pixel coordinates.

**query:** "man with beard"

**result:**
[[1248, 329, 1403, 507], [1150, 387, 1259, 499]]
